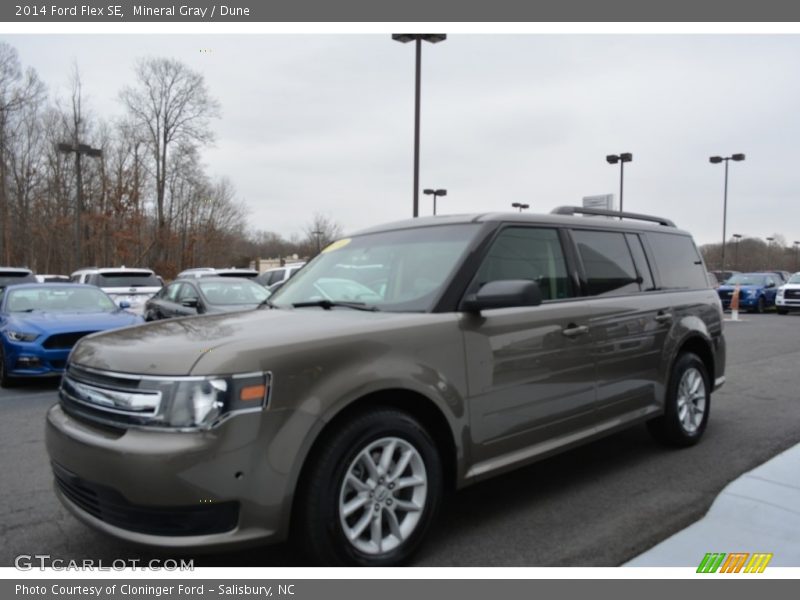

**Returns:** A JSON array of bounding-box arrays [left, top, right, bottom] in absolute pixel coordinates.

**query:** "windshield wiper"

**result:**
[[291, 300, 379, 312]]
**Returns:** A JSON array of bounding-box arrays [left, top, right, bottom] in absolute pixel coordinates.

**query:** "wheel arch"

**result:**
[[288, 388, 459, 534]]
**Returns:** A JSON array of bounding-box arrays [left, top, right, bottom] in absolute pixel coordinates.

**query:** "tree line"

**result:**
[[699, 234, 800, 273], [0, 42, 342, 279]]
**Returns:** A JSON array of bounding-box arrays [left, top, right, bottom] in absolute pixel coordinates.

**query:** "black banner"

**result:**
[[3, 0, 800, 22]]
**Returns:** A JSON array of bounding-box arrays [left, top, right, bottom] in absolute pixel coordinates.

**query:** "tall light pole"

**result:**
[[606, 152, 633, 216], [766, 236, 775, 269], [709, 153, 745, 271], [732, 233, 742, 271], [511, 202, 530, 213], [392, 34, 446, 219], [312, 229, 323, 255], [423, 188, 447, 215], [58, 141, 102, 268]]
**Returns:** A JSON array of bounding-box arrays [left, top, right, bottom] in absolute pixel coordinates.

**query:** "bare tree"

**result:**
[[0, 42, 45, 262], [304, 212, 344, 255], [120, 57, 220, 265]]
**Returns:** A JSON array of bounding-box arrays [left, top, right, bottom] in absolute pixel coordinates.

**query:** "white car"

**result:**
[[776, 272, 800, 315], [70, 267, 163, 315], [256, 263, 306, 288]]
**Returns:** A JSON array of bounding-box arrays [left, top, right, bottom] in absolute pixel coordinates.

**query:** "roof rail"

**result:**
[[550, 206, 676, 227]]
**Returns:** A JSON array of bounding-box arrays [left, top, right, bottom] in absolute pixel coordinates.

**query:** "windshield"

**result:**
[[725, 274, 767, 286], [96, 273, 161, 287], [5, 287, 118, 313], [198, 280, 269, 305], [270, 224, 481, 312], [787, 273, 800, 284]]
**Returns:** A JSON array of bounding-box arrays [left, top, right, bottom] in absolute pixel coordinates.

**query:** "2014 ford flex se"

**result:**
[[46, 207, 726, 566]]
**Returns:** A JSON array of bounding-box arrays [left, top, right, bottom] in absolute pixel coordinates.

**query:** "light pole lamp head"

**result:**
[[620, 152, 633, 162], [392, 34, 447, 44], [519, 203, 530, 210], [606, 154, 619, 164], [733, 234, 742, 240], [731, 153, 745, 161], [709, 156, 723, 164], [423, 189, 434, 195], [766, 237, 775, 243], [511, 202, 522, 209], [435, 189, 447, 197]]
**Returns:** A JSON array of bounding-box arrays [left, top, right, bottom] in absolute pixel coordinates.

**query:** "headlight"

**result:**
[[777, 288, 785, 297], [5, 331, 39, 342], [160, 373, 269, 429]]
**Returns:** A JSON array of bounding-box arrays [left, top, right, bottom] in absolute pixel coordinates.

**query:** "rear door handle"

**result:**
[[562, 324, 589, 338], [655, 312, 672, 324]]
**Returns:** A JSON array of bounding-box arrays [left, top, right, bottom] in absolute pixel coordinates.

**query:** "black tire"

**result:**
[[0, 347, 17, 389], [755, 296, 765, 314], [296, 407, 443, 566], [648, 352, 710, 447]]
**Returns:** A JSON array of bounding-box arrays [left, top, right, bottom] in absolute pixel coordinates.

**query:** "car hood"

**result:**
[[4, 311, 143, 336], [718, 284, 763, 291], [69, 307, 436, 376]]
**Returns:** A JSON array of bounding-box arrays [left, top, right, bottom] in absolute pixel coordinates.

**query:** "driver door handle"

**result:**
[[562, 324, 589, 338], [655, 311, 673, 324]]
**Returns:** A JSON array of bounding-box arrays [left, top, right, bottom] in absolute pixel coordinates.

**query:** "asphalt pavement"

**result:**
[[1, 312, 799, 567]]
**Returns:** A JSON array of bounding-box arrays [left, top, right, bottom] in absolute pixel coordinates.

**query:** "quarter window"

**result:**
[[473, 227, 573, 301], [572, 230, 640, 296], [646, 232, 708, 290]]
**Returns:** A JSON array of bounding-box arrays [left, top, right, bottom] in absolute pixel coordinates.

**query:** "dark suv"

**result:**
[[46, 207, 725, 566]]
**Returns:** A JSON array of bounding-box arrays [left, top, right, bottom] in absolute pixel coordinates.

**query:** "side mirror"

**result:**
[[461, 280, 543, 313], [182, 298, 199, 309], [765, 282, 775, 289], [118, 301, 131, 309]]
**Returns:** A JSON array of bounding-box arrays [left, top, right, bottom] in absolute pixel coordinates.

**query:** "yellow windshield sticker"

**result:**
[[322, 238, 351, 254]]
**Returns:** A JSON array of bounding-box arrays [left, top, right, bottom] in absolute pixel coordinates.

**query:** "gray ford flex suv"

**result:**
[[47, 206, 726, 566]]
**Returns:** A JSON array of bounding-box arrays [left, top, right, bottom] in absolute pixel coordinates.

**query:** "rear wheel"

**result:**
[[296, 408, 443, 566], [648, 352, 710, 447]]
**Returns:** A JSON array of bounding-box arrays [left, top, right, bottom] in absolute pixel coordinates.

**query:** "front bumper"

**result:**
[[46, 402, 315, 549], [2, 340, 69, 377], [776, 297, 800, 310]]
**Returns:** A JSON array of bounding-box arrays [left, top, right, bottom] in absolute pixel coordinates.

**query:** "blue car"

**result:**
[[0, 283, 143, 387], [717, 272, 781, 313]]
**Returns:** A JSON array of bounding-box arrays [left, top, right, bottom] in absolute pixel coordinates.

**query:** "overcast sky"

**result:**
[[5, 34, 800, 246]]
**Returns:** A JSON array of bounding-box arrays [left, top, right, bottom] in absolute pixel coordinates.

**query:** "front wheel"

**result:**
[[648, 352, 710, 447], [754, 296, 766, 314], [296, 408, 443, 566]]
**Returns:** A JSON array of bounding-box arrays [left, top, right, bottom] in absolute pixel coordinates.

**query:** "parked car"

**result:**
[[0, 283, 142, 387], [47, 206, 725, 566], [776, 272, 800, 314], [214, 267, 260, 279], [70, 267, 162, 315], [256, 263, 306, 288], [144, 277, 270, 321], [716, 272, 780, 313], [771, 270, 790, 283], [710, 270, 738, 285], [175, 267, 217, 279], [35, 274, 70, 283], [0, 267, 37, 290]]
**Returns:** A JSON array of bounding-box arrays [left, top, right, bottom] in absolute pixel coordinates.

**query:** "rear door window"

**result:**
[[572, 230, 640, 296]]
